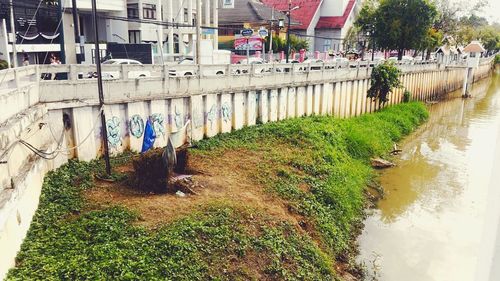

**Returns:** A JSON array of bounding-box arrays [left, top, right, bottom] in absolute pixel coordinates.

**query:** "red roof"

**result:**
[[260, 0, 322, 30], [316, 0, 356, 29]]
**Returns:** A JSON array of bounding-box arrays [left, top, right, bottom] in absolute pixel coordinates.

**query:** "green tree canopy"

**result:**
[[421, 28, 444, 59], [265, 35, 309, 54], [373, 0, 438, 60], [354, 0, 378, 34]]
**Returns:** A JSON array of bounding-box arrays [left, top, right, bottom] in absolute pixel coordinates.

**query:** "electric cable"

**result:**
[[0, 105, 104, 163]]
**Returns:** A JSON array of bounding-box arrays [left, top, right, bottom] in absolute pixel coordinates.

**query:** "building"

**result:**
[[260, 0, 360, 52], [435, 36, 463, 65], [0, 0, 219, 66], [0, 0, 128, 66], [124, 0, 219, 62], [217, 0, 291, 57]]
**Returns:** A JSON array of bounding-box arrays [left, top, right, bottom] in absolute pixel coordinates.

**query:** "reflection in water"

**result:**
[[358, 70, 500, 281]]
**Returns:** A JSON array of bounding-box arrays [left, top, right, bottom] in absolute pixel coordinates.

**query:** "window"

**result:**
[[184, 8, 188, 23], [192, 13, 196, 25], [143, 4, 156, 19], [323, 39, 332, 52], [127, 4, 139, 19], [129, 30, 141, 44]]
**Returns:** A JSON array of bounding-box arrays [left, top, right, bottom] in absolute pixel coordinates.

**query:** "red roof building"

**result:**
[[260, 0, 360, 52]]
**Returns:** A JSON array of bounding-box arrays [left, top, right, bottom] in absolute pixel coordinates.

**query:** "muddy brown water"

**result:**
[[358, 69, 500, 281]]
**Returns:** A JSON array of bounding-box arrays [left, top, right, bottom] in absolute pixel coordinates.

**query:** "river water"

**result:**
[[358, 69, 500, 281]]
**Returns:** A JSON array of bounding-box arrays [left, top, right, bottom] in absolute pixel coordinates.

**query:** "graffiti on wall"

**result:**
[[174, 106, 183, 130], [207, 104, 217, 128], [106, 117, 122, 147], [151, 113, 165, 136], [221, 103, 232, 123], [129, 115, 144, 138]]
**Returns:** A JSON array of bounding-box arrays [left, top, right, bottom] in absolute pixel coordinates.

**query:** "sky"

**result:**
[[451, 0, 500, 23], [482, 0, 500, 23]]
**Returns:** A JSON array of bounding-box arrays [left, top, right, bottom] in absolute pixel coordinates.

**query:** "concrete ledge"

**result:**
[[0, 104, 49, 189]]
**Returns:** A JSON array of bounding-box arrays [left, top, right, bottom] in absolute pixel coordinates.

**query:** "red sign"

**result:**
[[234, 35, 263, 51]]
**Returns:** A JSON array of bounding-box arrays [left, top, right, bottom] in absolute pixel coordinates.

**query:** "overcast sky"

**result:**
[[450, 0, 500, 23], [482, 0, 500, 23]]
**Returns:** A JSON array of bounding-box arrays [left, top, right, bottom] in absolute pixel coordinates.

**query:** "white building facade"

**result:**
[[0, 0, 219, 65], [261, 0, 360, 52]]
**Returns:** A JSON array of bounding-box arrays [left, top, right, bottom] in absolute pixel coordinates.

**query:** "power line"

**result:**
[[290, 31, 347, 41]]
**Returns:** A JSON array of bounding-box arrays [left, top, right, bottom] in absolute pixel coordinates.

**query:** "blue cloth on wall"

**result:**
[[141, 119, 157, 153]]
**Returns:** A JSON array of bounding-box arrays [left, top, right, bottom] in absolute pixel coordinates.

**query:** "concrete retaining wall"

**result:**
[[56, 65, 491, 161]]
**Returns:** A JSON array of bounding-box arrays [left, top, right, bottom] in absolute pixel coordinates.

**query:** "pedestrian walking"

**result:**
[[22, 53, 29, 66]]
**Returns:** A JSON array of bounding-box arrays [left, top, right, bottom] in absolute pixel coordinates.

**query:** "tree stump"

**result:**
[[131, 148, 168, 193]]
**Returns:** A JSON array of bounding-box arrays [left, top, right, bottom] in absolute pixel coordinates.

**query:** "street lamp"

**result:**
[[366, 31, 375, 61], [285, 1, 299, 63], [278, 18, 285, 28]]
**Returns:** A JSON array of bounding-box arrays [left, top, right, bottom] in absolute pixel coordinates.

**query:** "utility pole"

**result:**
[[372, 41, 375, 61], [196, 0, 202, 64], [91, 0, 112, 176], [57, 0, 66, 64], [269, 7, 274, 59], [8, 0, 17, 67], [71, 0, 81, 64], [285, 1, 291, 63]]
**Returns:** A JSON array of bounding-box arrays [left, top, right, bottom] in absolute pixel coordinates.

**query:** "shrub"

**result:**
[[0, 59, 8, 70], [367, 62, 402, 107], [403, 90, 412, 103]]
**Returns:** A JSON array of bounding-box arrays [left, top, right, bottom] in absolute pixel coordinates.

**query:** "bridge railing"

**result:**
[[19, 59, 439, 83], [0, 66, 40, 124]]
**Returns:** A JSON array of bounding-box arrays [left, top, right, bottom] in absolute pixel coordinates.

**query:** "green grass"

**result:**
[[7, 102, 428, 280]]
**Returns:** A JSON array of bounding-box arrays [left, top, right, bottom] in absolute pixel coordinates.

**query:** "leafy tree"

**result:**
[[420, 28, 444, 59], [455, 24, 478, 46], [354, 0, 378, 52], [367, 62, 402, 106], [354, 0, 378, 35], [432, 0, 461, 35], [373, 0, 437, 60], [478, 26, 500, 53], [343, 26, 361, 51], [265, 35, 309, 53]]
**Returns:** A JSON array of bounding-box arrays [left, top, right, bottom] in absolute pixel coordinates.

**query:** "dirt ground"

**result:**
[[84, 147, 361, 280], [85, 148, 304, 229]]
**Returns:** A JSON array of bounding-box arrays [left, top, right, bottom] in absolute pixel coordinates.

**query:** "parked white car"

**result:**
[[369, 57, 385, 66], [234, 58, 270, 74], [99, 59, 151, 79], [301, 58, 324, 71], [388, 56, 414, 63], [168, 58, 225, 77]]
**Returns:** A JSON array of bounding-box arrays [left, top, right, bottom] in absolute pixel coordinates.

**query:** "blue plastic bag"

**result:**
[[141, 118, 157, 153]]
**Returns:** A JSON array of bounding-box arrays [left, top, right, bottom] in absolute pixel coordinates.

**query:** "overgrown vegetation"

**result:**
[[367, 62, 402, 106], [264, 35, 310, 54], [8, 103, 429, 280], [0, 59, 8, 70], [403, 90, 412, 103]]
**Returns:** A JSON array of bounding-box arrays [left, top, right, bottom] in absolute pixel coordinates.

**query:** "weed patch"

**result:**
[[8, 102, 428, 280]]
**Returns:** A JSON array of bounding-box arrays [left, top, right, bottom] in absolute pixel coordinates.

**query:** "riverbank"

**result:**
[[6, 102, 428, 280]]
